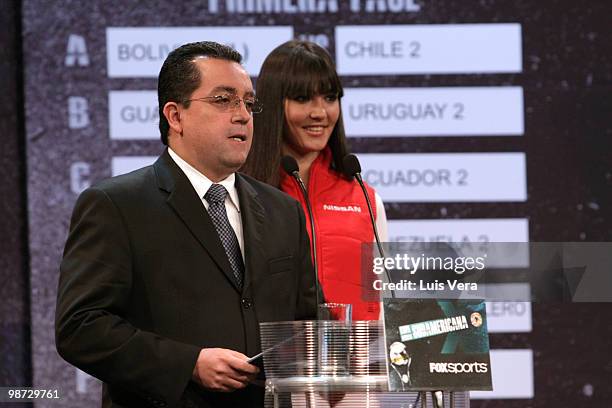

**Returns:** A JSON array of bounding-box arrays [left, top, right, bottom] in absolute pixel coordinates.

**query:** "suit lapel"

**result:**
[[154, 150, 241, 292], [236, 174, 265, 294]]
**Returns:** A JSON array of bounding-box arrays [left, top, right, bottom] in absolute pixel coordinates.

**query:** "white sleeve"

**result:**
[[374, 192, 388, 320], [374, 192, 388, 242]]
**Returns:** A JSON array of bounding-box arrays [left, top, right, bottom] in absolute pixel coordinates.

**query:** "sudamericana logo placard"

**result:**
[[383, 299, 493, 391]]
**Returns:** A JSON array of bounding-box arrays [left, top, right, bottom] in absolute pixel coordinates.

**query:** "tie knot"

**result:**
[[205, 184, 228, 204]]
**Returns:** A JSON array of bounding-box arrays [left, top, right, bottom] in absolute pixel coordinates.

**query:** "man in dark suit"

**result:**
[[55, 41, 318, 408]]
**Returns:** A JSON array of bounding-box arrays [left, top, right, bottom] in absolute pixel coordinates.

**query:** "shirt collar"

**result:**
[[168, 148, 240, 212]]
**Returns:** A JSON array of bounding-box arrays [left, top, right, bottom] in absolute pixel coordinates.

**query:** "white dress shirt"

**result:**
[[168, 148, 244, 259]]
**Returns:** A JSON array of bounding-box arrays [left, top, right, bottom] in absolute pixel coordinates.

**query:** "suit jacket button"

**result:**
[[241, 298, 252, 309]]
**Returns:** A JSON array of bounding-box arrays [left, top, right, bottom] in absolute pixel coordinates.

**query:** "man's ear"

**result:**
[[163, 101, 182, 136]]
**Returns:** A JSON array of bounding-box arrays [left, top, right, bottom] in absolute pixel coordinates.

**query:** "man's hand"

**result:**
[[192, 348, 260, 392]]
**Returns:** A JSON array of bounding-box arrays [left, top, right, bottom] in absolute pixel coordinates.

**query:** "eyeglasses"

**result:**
[[184, 94, 263, 114]]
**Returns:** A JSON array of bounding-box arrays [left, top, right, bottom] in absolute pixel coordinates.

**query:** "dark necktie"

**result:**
[[204, 184, 244, 288]]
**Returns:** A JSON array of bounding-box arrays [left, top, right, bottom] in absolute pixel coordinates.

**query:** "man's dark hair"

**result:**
[[158, 41, 242, 145]]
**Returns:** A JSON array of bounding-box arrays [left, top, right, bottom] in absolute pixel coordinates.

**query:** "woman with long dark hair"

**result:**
[[242, 40, 387, 320]]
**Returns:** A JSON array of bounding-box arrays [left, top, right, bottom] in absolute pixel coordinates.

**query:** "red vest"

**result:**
[[280, 148, 380, 320]]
